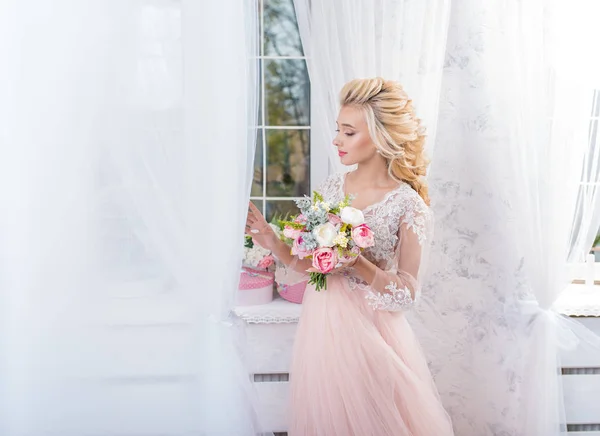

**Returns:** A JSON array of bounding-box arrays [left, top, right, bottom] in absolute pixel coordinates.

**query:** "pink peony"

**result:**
[[351, 224, 375, 248], [291, 234, 313, 259], [312, 247, 338, 274], [257, 255, 275, 269], [328, 213, 342, 226], [283, 225, 303, 240]]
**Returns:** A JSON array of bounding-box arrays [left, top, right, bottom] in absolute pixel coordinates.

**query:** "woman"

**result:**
[[246, 78, 454, 436]]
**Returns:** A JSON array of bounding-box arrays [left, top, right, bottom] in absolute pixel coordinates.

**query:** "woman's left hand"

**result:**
[[245, 201, 277, 250]]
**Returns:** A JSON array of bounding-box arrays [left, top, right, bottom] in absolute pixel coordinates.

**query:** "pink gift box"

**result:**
[[237, 267, 274, 306], [276, 280, 308, 304]]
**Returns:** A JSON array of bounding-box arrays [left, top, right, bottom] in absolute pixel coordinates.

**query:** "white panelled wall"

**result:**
[[235, 297, 600, 435]]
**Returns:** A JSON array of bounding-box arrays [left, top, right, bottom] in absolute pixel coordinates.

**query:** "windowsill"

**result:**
[[554, 283, 600, 317], [232, 283, 600, 324], [233, 297, 302, 324]]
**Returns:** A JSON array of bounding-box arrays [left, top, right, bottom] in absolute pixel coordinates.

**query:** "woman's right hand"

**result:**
[[245, 201, 278, 250]]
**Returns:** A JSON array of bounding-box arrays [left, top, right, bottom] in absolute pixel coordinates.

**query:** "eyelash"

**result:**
[[335, 129, 355, 137]]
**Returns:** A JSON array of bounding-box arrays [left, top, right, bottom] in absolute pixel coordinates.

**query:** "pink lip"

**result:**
[[338, 151, 347, 157]]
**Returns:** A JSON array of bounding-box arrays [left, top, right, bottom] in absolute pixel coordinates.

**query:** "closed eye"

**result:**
[[336, 128, 355, 136]]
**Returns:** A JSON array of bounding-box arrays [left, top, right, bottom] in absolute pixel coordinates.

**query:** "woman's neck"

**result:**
[[351, 155, 395, 188]]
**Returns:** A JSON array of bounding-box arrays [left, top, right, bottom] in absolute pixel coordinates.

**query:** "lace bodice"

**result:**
[[317, 172, 433, 311]]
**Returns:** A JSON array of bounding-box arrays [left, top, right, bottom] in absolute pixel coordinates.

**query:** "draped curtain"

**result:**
[[414, 1, 600, 434], [293, 0, 451, 171], [0, 1, 263, 435]]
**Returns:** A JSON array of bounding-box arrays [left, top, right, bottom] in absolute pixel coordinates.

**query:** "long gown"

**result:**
[[287, 172, 454, 436]]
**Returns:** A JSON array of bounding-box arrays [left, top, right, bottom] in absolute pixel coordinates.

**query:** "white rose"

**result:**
[[312, 222, 338, 247], [243, 244, 271, 267], [340, 206, 365, 226]]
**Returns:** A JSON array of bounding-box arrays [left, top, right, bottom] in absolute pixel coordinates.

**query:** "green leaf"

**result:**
[[337, 193, 353, 209], [244, 235, 254, 248], [271, 212, 292, 230], [312, 191, 324, 203], [280, 220, 305, 230], [594, 232, 600, 248]]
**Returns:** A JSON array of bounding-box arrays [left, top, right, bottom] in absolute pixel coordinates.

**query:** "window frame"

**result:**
[[568, 89, 600, 286], [250, 0, 329, 222]]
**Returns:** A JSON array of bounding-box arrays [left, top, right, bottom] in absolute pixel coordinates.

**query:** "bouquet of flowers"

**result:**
[[280, 191, 375, 291]]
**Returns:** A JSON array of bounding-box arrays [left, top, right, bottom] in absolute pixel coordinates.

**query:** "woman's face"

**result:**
[[333, 105, 378, 166]]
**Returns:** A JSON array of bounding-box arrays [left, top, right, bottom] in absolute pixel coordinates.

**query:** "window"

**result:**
[[569, 89, 600, 286], [251, 0, 312, 222], [586, 90, 600, 267], [553, 90, 600, 315]]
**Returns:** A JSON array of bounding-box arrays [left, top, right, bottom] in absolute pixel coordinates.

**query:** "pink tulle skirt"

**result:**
[[289, 274, 454, 436]]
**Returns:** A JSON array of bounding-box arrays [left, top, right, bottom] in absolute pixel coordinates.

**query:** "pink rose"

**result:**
[[312, 247, 338, 274], [291, 234, 313, 259], [257, 255, 275, 269], [351, 224, 375, 248], [283, 225, 302, 240], [328, 213, 342, 226]]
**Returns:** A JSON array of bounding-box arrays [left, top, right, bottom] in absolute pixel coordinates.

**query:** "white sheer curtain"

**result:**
[[484, 2, 590, 433], [415, 1, 600, 434], [0, 1, 263, 435], [293, 0, 451, 171]]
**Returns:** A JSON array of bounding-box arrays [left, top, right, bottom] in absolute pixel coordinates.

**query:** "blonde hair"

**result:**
[[339, 77, 430, 206]]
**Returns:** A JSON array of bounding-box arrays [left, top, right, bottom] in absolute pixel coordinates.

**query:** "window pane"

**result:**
[[585, 120, 599, 179], [265, 59, 310, 126], [258, 0, 263, 56], [251, 129, 264, 196], [251, 199, 264, 218], [592, 89, 600, 117], [266, 200, 300, 222], [264, 0, 303, 57], [266, 129, 310, 197], [589, 119, 598, 148]]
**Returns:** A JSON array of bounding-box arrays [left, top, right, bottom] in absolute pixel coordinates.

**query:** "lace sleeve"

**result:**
[[361, 198, 432, 312]]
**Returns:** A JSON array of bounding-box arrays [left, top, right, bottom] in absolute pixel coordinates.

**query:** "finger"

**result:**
[[248, 201, 263, 218]]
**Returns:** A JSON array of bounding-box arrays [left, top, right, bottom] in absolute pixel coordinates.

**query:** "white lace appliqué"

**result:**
[[364, 281, 415, 312]]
